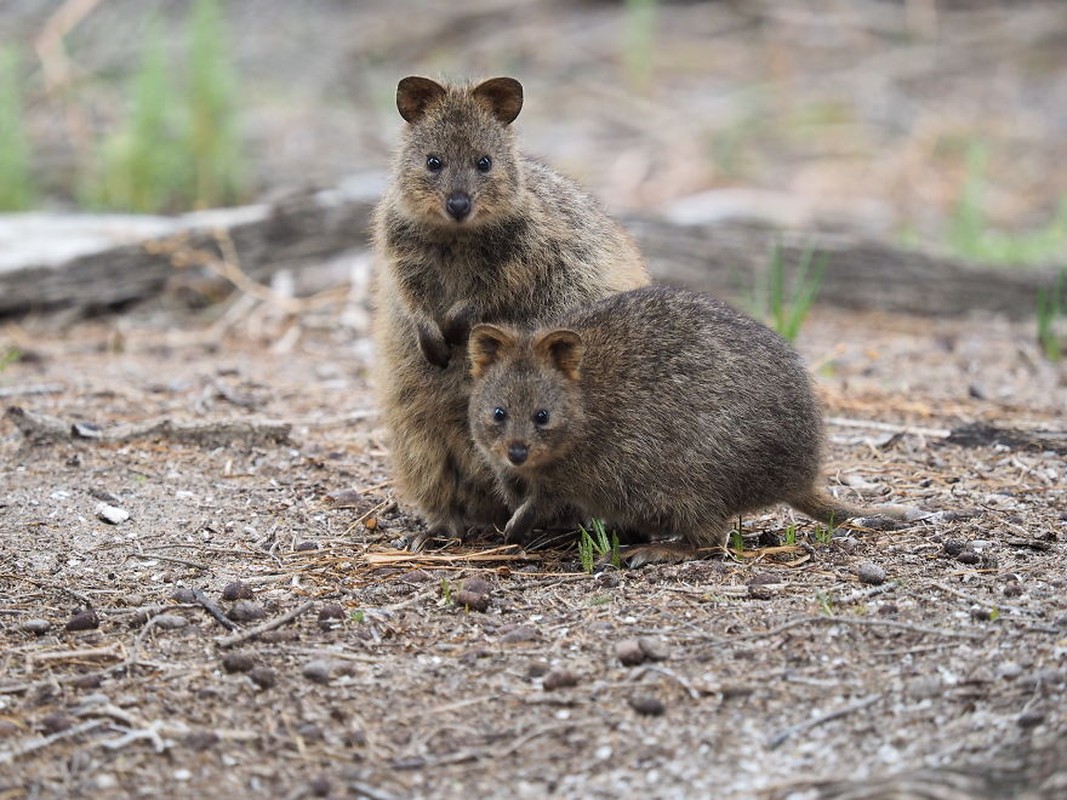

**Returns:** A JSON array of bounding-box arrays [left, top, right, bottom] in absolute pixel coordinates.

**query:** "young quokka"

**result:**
[[372, 76, 649, 543], [468, 286, 922, 561]]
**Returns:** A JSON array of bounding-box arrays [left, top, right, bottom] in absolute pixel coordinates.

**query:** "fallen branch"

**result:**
[[193, 589, 237, 632], [767, 693, 883, 749], [0, 719, 106, 765], [6, 405, 290, 447], [734, 614, 985, 642], [215, 599, 315, 648], [943, 423, 1067, 455]]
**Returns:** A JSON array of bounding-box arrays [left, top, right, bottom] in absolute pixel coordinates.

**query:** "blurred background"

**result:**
[[1, 0, 1065, 265]]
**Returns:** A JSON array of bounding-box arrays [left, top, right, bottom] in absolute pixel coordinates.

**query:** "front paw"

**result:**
[[417, 323, 451, 369], [441, 303, 476, 348]]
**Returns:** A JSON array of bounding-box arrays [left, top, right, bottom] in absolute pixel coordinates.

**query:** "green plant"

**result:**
[[0, 346, 21, 371], [623, 0, 657, 89], [1037, 270, 1065, 362], [947, 141, 1067, 266], [0, 48, 34, 210], [186, 0, 244, 208], [729, 528, 744, 555], [815, 591, 834, 616], [782, 524, 797, 547], [84, 0, 244, 212], [752, 242, 826, 343], [84, 20, 184, 212], [813, 524, 833, 546], [439, 577, 453, 605], [350, 609, 365, 624], [577, 518, 621, 573]]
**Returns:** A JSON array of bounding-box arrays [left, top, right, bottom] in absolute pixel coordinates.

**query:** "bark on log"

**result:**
[[0, 198, 1063, 320]]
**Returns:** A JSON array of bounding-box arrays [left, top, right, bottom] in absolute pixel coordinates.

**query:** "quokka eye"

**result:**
[[492, 407, 507, 423], [533, 409, 550, 426], [426, 155, 444, 172], [476, 155, 492, 173]]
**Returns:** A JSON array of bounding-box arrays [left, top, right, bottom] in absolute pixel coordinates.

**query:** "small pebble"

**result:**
[[526, 661, 550, 679], [463, 577, 491, 596], [499, 624, 537, 643], [249, 666, 276, 689], [222, 653, 255, 673], [942, 540, 966, 557], [857, 562, 887, 586], [171, 587, 196, 604], [21, 619, 51, 636], [1017, 710, 1045, 729], [637, 637, 669, 662], [318, 603, 346, 621], [65, 608, 100, 632], [152, 614, 189, 630], [616, 638, 647, 667], [302, 659, 334, 684], [998, 662, 1023, 680], [39, 712, 73, 735], [309, 776, 332, 797], [1003, 582, 1023, 598], [95, 502, 130, 525], [184, 731, 220, 751], [543, 669, 580, 691], [297, 723, 324, 741], [970, 607, 995, 621], [294, 541, 319, 552], [454, 590, 490, 612], [226, 600, 265, 622], [747, 582, 774, 600], [221, 581, 253, 601], [0, 720, 20, 739], [628, 695, 666, 716], [956, 550, 980, 565]]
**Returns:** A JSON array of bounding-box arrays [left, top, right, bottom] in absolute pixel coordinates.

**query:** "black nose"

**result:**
[[507, 442, 528, 465], [446, 192, 471, 220]]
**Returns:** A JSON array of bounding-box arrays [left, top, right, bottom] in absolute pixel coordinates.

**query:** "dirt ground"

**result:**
[[2, 1, 1067, 799], [1, 296, 1065, 800]]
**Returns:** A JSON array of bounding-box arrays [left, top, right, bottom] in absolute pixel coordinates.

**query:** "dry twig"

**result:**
[[767, 693, 884, 749], [215, 600, 315, 648]]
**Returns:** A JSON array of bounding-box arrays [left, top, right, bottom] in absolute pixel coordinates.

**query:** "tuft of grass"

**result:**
[[350, 609, 365, 624], [84, 0, 244, 213], [813, 524, 833, 546], [0, 347, 21, 371], [815, 591, 834, 616], [578, 518, 620, 574], [0, 48, 34, 210], [1037, 270, 1065, 362], [752, 242, 826, 343], [186, 0, 244, 208], [729, 527, 744, 556], [782, 524, 797, 547], [439, 577, 453, 605], [948, 141, 1067, 266], [623, 0, 657, 90]]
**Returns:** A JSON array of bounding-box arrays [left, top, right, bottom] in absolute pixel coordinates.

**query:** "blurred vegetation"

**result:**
[[0, 48, 35, 210], [750, 242, 826, 343], [83, 0, 245, 213], [1036, 270, 1065, 362], [947, 141, 1067, 267]]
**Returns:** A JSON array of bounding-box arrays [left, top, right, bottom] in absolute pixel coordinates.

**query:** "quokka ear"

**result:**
[[471, 77, 523, 125], [534, 329, 584, 382], [468, 324, 519, 378], [397, 76, 447, 123]]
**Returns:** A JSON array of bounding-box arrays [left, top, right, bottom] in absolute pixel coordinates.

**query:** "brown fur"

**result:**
[[371, 76, 649, 538], [468, 286, 918, 550]]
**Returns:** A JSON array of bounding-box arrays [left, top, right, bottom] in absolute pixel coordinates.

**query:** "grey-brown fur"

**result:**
[[468, 286, 915, 551], [372, 76, 649, 538]]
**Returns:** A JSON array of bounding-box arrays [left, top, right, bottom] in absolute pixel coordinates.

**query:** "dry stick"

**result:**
[[767, 693, 883, 750], [0, 719, 106, 765], [930, 581, 1034, 616], [193, 589, 237, 632], [734, 614, 984, 642], [215, 600, 315, 648], [496, 720, 600, 760], [0, 383, 65, 398]]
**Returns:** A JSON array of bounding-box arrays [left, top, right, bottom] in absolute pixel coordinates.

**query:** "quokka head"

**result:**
[[393, 76, 524, 229], [467, 323, 587, 473]]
